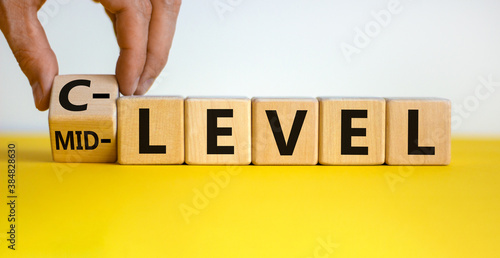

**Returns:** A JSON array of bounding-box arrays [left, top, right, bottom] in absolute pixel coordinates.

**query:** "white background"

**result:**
[[1, 0, 500, 134]]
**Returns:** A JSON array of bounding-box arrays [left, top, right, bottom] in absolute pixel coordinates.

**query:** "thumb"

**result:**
[[0, 2, 58, 111]]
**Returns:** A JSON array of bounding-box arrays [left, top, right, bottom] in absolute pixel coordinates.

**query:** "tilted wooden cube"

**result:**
[[385, 98, 451, 165], [252, 98, 318, 165], [185, 98, 251, 165], [319, 97, 385, 165], [49, 75, 119, 162], [117, 96, 184, 164]]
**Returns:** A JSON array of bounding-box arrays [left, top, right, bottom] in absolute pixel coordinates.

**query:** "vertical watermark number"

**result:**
[[6, 143, 17, 250]]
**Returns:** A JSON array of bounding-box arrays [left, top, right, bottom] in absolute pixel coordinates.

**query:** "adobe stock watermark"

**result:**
[[340, 0, 406, 63], [179, 166, 242, 224], [385, 166, 415, 193], [384, 125, 446, 193], [451, 74, 500, 130], [306, 235, 339, 258], [385, 74, 499, 193], [51, 162, 79, 183], [38, 0, 71, 27], [147, 70, 169, 93], [50, 115, 112, 183], [213, 0, 245, 21]]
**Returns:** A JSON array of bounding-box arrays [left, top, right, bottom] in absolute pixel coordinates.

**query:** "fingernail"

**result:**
[[31, 82, 43, 107], [134, 77, 140, 88], [136, 78, 155, 95], [144, 78, 155, 90]]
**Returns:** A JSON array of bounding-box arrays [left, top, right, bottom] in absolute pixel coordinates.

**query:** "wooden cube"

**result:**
[[386, 98, 451, 165], [319, 97, 385, 165], [117, 96, 184, 164], [185, 98, 251, 165], [252, 98, 318, 165], [49, 75, 119, 162]]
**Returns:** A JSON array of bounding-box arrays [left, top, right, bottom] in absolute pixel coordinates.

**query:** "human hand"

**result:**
[[0, 0, 181, 111]]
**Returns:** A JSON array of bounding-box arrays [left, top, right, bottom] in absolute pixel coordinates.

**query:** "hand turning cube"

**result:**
[[49, 75, 452, 166]]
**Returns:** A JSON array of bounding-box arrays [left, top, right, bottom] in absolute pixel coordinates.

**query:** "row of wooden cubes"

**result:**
[[49, 75, 451, 165]]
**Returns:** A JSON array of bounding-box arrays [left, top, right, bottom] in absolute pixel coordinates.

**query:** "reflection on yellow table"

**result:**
[[1, 135, 499, 257]]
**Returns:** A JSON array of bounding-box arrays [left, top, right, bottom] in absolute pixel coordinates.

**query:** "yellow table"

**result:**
[[1, 135, 499, 257]]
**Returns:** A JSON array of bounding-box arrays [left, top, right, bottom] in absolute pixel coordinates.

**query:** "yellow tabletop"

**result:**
[[1, 135, 499, 257]]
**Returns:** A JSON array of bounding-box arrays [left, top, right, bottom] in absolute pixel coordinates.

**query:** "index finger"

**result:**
[[134, 0, 181, 95], [100, 0, 152, 95]]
